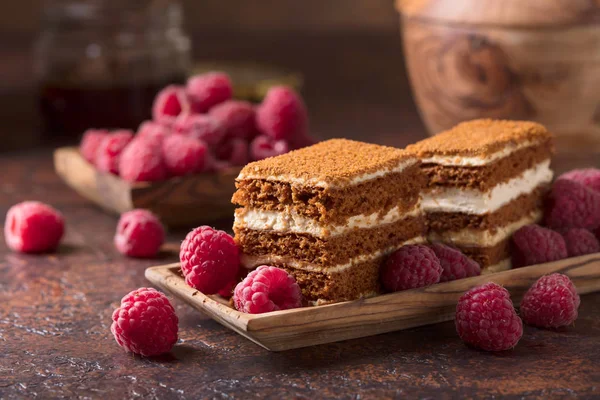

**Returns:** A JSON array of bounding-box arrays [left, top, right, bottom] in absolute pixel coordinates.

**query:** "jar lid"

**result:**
[[395, 0, 600, 28]]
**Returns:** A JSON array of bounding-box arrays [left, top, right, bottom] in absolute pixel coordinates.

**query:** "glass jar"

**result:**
[[35, 0, 191, 142]]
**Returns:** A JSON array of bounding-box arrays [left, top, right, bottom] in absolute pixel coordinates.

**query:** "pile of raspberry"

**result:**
[[79, 72, 316, 182], [511, 168, 600, 268]]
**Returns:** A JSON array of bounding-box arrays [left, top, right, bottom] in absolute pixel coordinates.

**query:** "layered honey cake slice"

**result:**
[[232, 139, 427, 305], [406, 119, 554, 273]]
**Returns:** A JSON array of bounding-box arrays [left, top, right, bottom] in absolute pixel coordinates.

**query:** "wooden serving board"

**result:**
[[54, 147, 241, 227], [146, 254, 600, 351]]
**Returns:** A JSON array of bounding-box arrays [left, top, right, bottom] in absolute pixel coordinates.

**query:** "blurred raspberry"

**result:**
[[4, 201, 65, 253], [161, 135, 208, 176], [545, 179, 600, 230], [186, 72, 233, 113], [233, 266, 302, 314], [429, 243, 481, 282], [561, 228, 600, 257], [80, 129, 108, 164], [95, 130, 134, 175], [511, 224, 567, 268], [114, 209, 165, 258], [256, 86, 308, 141], [111, 287, 178, 356], [137, 120, 170, 144], [250, 135, 290, 161], [215, 138, 249, 166], [380, 245, 442, 291], [209, 100, 256, 140], [558, 168, 600, 193], [173, 114, 226, 147], [119, 138, 167, 182], [152, 85, 189, 125], [520, 273, 580, 328], [455, 282, 523, 351]]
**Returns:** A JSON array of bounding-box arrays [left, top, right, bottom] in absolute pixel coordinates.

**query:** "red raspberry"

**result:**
[[215, 138, 249, 166], [119, 138, 168, 182], [233, 265, 302, 314], [256, 86, 308, 141], [95, 130, 134, 175], [558, 168, 600, 193], [186, 72, 233, 113], [152, 85, 189, 125], [429, 243, 481, 282], [111, 287, 178, 356], [173, 114, 225, 147], [455, 282, 523, 351], [208, 100, 256, 140], [80, 128, 108, 164], [114, 209, 165, 258], [4, 201, 65, 253], [511, 224, 567, 268], [218, 268, 249, 298], [545, 179, 600, 230], [561, 228, 600, 257], [380, 245, 442, 292], [250, 135, 290, 161], [137, 120, 170, 144], [179, 226, 240, 294], [520, 273, 580, 328], [161, 135, 208, 177]]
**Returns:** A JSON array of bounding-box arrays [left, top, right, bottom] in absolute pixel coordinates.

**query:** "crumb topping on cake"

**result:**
[[406, 119, 553, 158], [237, 139, 414, 187]]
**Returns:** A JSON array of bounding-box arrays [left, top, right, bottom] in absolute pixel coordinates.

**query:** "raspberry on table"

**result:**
[[179, 226, 240, 294], [455, 282, 523, 351], [186, 72, 233, 113], [95, 130, 134, 175], [233, 265, 302, 314], [4, 201, 65, 253], [520, 273, 580, 328], [80, 128, 108, 164], [561, 228, 600, 257], [214, 137, 249, 166], [545, 179, 600, 230], [208, 100, 256, 140], [380, 245, 442, 292], [429, 243, 481, 282], [256, 86, 308, 141], [118, 138, 168, 182], [114, 209, 165, 258], [173, 114, 225, 147], [137, 120, 170, 144], [557, 168, 600, 193], [511, 224, 568, 268], [161, 135, 208, 177], [250, 135, 290, 161], [152, 85, 189, 125], [111, 287, 178, 357]]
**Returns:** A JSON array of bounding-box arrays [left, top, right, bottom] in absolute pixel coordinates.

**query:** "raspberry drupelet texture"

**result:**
[[80, 128, 108, 164], [256, 86, 308, 141], [511, 224, 568, 268], [380, 245, 442, 292], [429, 243, 481, 282], [152, 85, 189, 125], [4, 201, 65, 253], [233, 266, 302, 314], [545, 179, 600, 230], [161, 135, 208, 176], [179, 226, 240, 294], [95, 130, 134, 175], [186, 72, 233, 113], [561, 228, 600, 257], [173, 114, 226, 147], [208, 100, 256, 140], [558, 168, 600, 193], [114, 209, 165, 258], [520, 273, 580, 328], [455, 282, 523, 351], [111, 287, 178, 356], [250, 135, 290, 161], [119, 138, 168, 182]]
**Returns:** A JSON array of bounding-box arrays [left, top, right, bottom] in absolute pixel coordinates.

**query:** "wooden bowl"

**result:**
[[54, 147, 240, 227], [396, 0, 600, 150]]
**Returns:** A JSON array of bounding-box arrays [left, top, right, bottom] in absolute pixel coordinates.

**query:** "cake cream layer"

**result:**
[[421, 140, 537, 166], [422, 160, 552, 215], [455, 238, 511, 269], [481, 258, 512, 274], [233, 161, 424, 225], [234, 202, 422, 238], [427, 209, 542, 247], [235, 213, 427, 267]]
